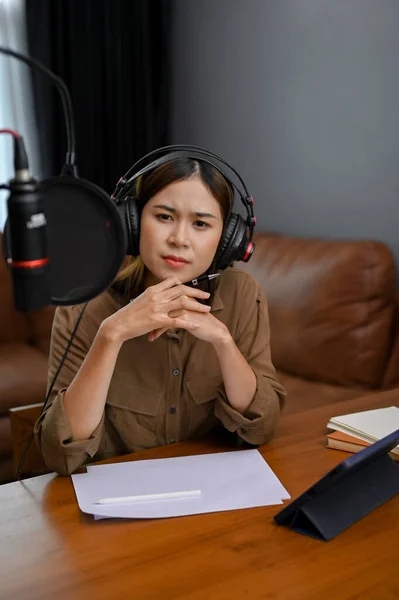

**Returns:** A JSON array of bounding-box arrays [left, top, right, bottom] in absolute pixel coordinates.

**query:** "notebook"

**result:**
[[326, 430, 399, 462], [327, 406, 399, 456]]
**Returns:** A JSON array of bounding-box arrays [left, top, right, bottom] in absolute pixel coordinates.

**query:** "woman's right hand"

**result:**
[[101, 277, 211, 344]]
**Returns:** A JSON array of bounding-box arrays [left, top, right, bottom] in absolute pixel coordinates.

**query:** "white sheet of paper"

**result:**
[[71, 450, 290, 520]]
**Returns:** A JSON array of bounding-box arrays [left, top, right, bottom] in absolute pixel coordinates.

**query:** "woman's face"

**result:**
[[140, 177, 224, 286]]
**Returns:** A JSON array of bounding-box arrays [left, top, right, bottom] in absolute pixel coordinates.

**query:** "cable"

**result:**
[[0, 129, 30, 173], [0, 45, 77, 171], [15, 302, 88, 480], [0, 128, 19, 138]]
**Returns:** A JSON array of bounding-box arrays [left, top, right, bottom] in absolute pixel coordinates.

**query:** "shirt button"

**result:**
[[170, 405, 177, 414], [172, 369, 180, 376]]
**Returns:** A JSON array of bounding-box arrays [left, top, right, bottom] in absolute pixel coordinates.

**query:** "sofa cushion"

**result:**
[[0, 343, 49, 415], [276, 370, 370, 414], [241, 232, 396, 387]]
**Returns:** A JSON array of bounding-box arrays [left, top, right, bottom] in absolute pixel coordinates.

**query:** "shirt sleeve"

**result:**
[[34, 304, 104, 476], [214, 282, 286, 446]]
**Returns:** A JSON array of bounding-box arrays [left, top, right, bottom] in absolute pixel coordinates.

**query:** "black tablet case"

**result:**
[[274, 453, 399, 541]]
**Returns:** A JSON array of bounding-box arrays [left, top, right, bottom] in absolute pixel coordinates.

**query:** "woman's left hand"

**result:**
[[148, 309, 230, 346]]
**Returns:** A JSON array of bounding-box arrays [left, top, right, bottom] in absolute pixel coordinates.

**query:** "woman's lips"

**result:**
[[163, 257, 189, 269]]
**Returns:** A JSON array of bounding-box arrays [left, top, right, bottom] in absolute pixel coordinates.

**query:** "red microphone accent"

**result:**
[[8, 257, 50, 269], [250, 195, 254, 206], [242, 242, 253, 262]]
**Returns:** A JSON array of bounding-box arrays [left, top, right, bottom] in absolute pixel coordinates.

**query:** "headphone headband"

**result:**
[[113, 144, 250, 199]]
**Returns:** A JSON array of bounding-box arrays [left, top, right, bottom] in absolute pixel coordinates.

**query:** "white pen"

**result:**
[[94, 490, 202, 505]]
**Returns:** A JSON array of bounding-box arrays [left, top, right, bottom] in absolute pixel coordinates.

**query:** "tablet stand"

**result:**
[[276, 453, 399, 541]]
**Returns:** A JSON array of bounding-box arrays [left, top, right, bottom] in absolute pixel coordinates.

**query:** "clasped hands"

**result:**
[[106, 276, 230, 347]]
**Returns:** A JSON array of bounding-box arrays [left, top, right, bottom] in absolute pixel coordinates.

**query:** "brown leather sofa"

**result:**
[[0, 232, 55, 483], [241, 232, 399, 412], [2, 230, 399, 483]]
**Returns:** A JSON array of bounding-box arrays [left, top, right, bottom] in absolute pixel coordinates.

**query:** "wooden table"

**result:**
[[1, 390, 398, 600]]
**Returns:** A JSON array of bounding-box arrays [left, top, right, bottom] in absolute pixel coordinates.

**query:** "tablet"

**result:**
[[274, 428, 399, 526]]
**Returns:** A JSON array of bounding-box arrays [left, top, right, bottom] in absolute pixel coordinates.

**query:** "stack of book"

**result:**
[[326, 405, 399, 462]]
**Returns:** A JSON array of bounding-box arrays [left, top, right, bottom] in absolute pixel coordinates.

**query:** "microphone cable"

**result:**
[[0, 45, 77, 175]]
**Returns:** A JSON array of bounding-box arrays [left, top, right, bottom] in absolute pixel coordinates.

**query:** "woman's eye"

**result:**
[[156, 213, 173, 222], [194, 220, 210, 229]]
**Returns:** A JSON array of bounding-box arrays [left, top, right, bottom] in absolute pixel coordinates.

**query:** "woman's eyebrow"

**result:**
[[152, 204, 218, 219], [192, 211, 218, 219], [152, 204, 175, 212]]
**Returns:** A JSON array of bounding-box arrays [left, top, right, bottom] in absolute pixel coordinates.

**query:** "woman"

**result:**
[[34, 155, 286, 476]]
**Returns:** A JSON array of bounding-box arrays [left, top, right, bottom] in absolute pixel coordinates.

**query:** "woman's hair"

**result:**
[[113, 158, 233, 300]]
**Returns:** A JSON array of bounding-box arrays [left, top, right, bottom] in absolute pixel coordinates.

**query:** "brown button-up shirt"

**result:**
[[34, 268, 286, 475]]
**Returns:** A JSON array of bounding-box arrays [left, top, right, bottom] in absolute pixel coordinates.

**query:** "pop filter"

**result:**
[[3, 175, 126, 308]]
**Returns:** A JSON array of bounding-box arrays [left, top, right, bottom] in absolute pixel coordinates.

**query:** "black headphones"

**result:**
[[111, 144, 256, 271]]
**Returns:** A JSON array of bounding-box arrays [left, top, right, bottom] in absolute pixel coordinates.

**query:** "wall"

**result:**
[[170, 0, 399, 270]]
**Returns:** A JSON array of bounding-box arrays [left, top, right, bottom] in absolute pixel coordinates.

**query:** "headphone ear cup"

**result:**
[[117, 197, 141, 256], [216, 213, 248, 270]]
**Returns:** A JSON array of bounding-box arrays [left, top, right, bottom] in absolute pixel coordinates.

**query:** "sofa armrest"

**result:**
[[9, 403, 49, 478], [382, 293, 399, 387], [0, 343, 49, 415]]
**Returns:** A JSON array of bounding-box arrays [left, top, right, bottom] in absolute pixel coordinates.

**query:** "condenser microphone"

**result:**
[[6, 175, 51, 311], [1, 131, 49, 311]]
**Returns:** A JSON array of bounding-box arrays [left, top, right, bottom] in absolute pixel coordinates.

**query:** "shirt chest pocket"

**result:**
[[186, 376, 223, 433], [106, 381, 163, 452]]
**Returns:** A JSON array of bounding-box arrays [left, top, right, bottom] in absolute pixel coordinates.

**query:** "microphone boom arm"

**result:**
[[0, 45, 77, 174]]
